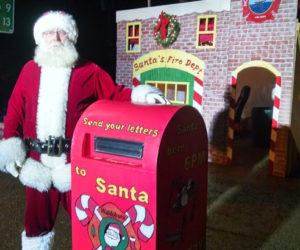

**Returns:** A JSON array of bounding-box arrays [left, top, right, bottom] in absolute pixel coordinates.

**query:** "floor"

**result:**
[[0, 133, 300, 249], [207, 131, 300, 249]]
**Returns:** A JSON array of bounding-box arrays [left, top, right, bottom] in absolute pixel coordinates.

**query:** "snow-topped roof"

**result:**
[[116, 0, 231, 22]]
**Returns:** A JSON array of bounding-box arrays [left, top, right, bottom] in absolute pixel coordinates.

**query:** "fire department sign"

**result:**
[[243, 0, 281, 23]]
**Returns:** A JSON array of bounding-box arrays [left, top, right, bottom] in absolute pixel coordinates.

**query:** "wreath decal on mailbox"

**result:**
[[75, 194, 155, 249], [153, 11, 180, 48]]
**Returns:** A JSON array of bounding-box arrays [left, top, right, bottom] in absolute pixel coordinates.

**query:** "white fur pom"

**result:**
[[0, 137, 26, 173], [52, 163, 71, 193], [22, 230, 54, 250], [19, 158, 52, 192], [131, 85, 169, 104]]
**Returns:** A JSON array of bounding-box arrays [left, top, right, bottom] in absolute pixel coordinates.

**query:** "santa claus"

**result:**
[[104, 223, 125, 248], [0, 10, 168, 250]]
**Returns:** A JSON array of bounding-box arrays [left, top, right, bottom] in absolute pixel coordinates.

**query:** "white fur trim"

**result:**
[[33, 11, 78, 45], [131, 85, 168, 104], [40, 153, 67, 168], [6, 162, 20, 178], [36, 67, 71, 141], [19, 158, 52, 192], [52, 163, 71, 192], [22, 230, 54, 250], [0, 137, 26, 173]]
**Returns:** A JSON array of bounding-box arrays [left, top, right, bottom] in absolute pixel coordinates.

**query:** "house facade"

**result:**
[[115, 0, 299, 177]]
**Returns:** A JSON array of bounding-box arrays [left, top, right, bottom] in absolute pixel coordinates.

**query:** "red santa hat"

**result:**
[[108, 223, 123, 237], [33, 11, 78, 45]]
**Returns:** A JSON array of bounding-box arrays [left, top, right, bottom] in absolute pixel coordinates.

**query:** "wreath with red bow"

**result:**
[[153, 11, 180, 48]]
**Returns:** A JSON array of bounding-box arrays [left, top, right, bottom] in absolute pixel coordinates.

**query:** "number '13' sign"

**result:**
[[0, 0, 14, 34]]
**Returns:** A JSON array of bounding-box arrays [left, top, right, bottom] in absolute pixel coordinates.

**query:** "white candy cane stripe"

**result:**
[[192, 101, 202, 114], [139, 223, 155, 239], [193, 77, 203, 113], [124, 205, 154, 242], [75, 194, 98, 226], [129, 237, 136, 250], [271, 77, 281, 128], [94, 206, 103, 222], [268, 76, 282, 173], [273, 82, 282, 98], [272, 106, 279, 124], [75, 206, 88, 222]]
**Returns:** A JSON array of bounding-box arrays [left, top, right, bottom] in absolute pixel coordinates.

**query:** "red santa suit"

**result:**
[[2, 57, 131, 236]]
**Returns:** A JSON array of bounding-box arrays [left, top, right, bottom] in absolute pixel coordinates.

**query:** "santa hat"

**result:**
[[108, 223, 124, 238], [33, 11, 78, 45]]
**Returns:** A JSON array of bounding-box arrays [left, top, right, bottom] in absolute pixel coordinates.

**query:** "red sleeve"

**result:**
[[3, 68, 26, 139], [94, 66, 132, 101]]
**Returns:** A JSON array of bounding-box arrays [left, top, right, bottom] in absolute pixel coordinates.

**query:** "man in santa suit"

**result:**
[[0, 11, 168, 250]]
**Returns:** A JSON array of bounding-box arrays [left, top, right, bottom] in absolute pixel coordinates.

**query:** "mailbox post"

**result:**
[[71, 100, 208, 250]]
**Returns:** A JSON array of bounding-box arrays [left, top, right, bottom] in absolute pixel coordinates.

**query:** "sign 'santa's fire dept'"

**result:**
[[71, 100, 208, 249]]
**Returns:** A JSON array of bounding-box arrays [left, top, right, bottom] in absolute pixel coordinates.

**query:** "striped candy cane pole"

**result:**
[[123, 205, 154, 242], [268, 76, 281, 174], [227, 74, 237, 165], [75, 194, 102, 226], [193, 77, 203, 114], [133, 75, 141, 87]]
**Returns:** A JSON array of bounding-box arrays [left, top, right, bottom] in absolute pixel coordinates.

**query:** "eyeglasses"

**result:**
[[42, 30, 67, 37]]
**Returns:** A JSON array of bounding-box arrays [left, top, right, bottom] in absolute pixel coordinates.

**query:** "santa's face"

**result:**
[[42, 29, 68, 46], [34, 29, 78, 68], [104, 227, 121, 247]]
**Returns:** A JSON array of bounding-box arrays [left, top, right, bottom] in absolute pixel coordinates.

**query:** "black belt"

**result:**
[[26, 136, 71, 156]]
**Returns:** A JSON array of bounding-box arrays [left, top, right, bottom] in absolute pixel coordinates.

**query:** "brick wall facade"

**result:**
[[116, 0, 298, 174]]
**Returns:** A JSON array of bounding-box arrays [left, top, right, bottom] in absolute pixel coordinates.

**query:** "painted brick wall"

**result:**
[[116, 10, 231, 164], [116, 0, 298, 167]]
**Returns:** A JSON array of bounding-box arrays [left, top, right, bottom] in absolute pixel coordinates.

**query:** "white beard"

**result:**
[[104, 233, 121, 247], [34, 39, 79, 68]]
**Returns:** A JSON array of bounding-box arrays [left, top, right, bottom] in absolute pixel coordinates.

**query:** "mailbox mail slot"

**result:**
[[71, 100, 208, 250]]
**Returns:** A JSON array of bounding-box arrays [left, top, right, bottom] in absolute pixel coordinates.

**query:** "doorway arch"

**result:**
[[226, 60, 281, 173]]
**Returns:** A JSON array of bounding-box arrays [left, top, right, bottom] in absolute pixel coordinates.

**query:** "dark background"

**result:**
[[0, 0, 185, 118]]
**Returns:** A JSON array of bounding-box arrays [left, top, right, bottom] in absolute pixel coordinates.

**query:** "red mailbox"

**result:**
[[71, 100, 208, 250]]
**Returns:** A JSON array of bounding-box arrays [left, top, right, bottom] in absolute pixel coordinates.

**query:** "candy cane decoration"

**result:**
[[75, 195, 155, 244], [124, 205, 154, 242], [193, 76, 204, 114], [226, 74, 237, 165], [133, 74, 141, 87], [75, 194, 102, 226], [268, 76, 282, 175]]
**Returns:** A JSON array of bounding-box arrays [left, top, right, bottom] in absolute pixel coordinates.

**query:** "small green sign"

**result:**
[[0, 0, 14, 34]]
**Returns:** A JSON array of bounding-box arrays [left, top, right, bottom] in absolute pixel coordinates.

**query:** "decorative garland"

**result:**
[[153, 11, 180, 48]]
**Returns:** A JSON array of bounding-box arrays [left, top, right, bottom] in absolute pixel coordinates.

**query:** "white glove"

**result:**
[[6, 161, 22, 178], [0, 137, 26, 177], [131, 85, 170, 104]]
